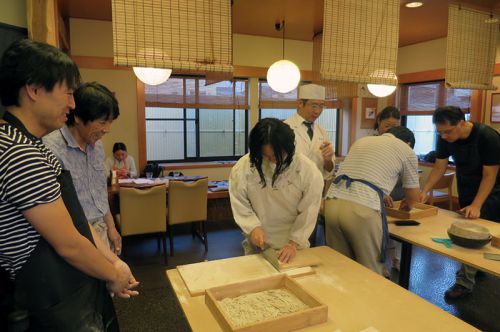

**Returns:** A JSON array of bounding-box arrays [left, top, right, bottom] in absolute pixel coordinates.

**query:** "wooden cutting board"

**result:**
[[177, 250, 322, 296]]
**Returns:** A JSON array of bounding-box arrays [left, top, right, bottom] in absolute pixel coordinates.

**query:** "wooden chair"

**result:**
[[115, 185, 168, 264], [428, 172, 455, 211], [167, 178, 208, 256]]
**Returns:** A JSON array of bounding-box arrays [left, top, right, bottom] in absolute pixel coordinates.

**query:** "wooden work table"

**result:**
[[388, 208, 500, 289], [166, 246, 478, 332]]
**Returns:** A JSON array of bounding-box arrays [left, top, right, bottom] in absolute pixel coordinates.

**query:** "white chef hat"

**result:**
[[298, 84, 326, 100]]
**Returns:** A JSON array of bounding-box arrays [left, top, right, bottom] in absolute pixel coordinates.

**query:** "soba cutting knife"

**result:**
[[260, 244, 281, 271]]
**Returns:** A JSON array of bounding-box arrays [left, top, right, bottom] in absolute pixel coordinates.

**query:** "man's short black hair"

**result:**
[[433, 106, 465, 126], [387, 126, 415, 149], [249, 118, 295, 187], [67, 82, 119, 126], [0, 38, 81, 107]]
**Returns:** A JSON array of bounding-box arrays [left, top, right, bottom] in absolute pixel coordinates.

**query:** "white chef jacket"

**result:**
[[285, 113, 336, 180], [229, 153, 323, 249]]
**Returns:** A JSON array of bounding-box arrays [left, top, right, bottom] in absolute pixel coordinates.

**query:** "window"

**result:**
[[258, 82, 340, 152], [144, 77, 248, 162], [400, 81, 471, 157]]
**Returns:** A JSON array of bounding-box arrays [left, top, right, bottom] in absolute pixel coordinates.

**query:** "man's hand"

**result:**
[[459, 204, 481, 219], [419, 190, 429, 203], [383, 195, 394, 208], [107, 260, 139, 298], [320, 142, 334, 161], [250, 227, 266, 249], [107, 227, 122, 255], [277, 242, 297, 263]]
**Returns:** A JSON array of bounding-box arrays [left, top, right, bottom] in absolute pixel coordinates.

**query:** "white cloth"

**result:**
[[285, 113, 335, 180], [229, 153, 323, 249], [105, 155, 137, 178]]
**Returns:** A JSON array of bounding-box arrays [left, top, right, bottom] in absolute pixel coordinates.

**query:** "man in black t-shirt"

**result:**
[[421, 106, 500, 300]]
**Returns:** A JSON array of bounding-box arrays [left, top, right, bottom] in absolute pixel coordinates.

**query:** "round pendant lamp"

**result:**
[[266, 20, 301, 93], [133, 67, 172, 86], [367, 69, 397, 98]]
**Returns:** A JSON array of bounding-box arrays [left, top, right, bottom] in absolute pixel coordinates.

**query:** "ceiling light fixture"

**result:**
[[266, 20, 301, 93], [133, 67, 172, 86], [367, 69, 398, 98], [133, 48, 172, 86], [405, 2, 423, 8]]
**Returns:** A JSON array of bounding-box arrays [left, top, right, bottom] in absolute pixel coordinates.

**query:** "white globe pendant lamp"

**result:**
[[133, 67, 172, 86], [367, 69, 397, 98], [266, 20, 301, 93], [267, 60, 301, 93]]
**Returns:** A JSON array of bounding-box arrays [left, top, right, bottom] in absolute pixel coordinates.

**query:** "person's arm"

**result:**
[[320, 141, 335, 173], [228, 161, 264, 247], [289, 164, 323, 249], [420, 158, 448, 202], [89, 224, 139, 298], [104, 209, 122, 254], [23, 198, 132, 295], [128, 156, 137, 178], [460, 165, 499, 219]]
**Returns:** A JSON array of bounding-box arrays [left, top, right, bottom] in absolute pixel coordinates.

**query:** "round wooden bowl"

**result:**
[[448, 221, 491, 240], [447, 231, 492, 249]]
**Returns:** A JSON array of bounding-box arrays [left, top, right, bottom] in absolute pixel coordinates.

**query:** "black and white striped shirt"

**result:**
[[0, 123, 62, 279]]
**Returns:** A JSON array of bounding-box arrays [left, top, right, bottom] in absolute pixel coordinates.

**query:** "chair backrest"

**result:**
[[119, 185, 167, 236], [432, 172, 455, 191], [168, 178, 208, 225]]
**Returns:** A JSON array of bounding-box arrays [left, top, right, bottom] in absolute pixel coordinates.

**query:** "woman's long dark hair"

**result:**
[[249, 118, 295, 187]]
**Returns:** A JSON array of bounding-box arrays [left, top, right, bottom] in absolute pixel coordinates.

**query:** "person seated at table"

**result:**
[[105, 142, 137, 179], [324, 126, 420, 276], [229, 118, 323, 263]]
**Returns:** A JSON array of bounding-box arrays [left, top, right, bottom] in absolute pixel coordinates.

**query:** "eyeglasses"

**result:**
[[437, 125, 457, 136], [306, 102, 325, 110]]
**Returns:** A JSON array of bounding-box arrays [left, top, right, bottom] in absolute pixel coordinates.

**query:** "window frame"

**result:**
[[144, 76, 249, 163]]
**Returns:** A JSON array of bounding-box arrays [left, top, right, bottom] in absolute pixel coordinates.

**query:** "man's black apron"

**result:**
[[4, 112, 118, 331], [451, 124, 500, 223], [333, 174, 389, 262]]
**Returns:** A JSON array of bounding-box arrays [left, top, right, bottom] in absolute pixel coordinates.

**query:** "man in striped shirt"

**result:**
[[0, 39, 137, 330], [324, 126, 420, 275]]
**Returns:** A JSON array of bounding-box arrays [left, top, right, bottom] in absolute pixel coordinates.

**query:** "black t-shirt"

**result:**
[[436, 122, 500, 207], [436, 122, 500, 167]]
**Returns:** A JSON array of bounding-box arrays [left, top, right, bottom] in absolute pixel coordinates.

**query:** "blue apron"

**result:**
[[333, 174, 389, 262]]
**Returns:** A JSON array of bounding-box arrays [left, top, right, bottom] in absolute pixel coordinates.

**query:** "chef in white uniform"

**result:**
[[229, 118, 323, 263], [285, 84, 335, 180]]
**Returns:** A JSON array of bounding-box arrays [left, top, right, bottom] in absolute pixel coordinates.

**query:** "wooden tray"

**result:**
[[205, 274, 328, 332], [386, 201, 438, 220], [177, 250, 320, 296]]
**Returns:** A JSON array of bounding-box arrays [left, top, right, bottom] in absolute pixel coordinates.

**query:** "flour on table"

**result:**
[[218, 288, 309, 327]]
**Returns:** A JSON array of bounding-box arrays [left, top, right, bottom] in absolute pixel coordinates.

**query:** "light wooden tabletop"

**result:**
[[388, 208, 500, 277], [166, 246, 478, 332]]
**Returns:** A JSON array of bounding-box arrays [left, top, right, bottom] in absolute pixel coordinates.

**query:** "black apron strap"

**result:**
[[333, 174, 389, 263]]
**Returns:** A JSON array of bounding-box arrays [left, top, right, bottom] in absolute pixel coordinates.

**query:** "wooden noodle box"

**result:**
[[205, 274, 328, 332], [386, 201, 438, 220]]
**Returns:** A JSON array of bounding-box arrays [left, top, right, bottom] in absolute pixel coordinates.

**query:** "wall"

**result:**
[[397, 38, 447, 74], [0, 0, 27, 28], [483, 76, 500, 132]]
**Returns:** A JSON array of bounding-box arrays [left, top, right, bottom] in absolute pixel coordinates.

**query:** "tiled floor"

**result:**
[[114, 221, 500, 332]]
